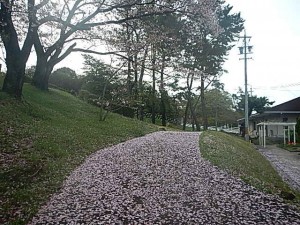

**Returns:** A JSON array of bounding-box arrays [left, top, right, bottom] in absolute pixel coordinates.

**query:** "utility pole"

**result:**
[[250, 86, 253, 97], [239, 30, 253, 141]]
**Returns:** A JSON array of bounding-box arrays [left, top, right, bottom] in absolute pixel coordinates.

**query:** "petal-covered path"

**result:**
[[30, 132, 300, 224], [259, 145, 300, 192]]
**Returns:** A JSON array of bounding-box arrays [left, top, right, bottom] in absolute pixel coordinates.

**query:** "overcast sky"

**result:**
[[222, 0, 300, 105]]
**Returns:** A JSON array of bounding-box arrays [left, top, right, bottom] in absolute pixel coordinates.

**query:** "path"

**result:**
[[258, 145, 300, 192], [30, 132, 300, 224]]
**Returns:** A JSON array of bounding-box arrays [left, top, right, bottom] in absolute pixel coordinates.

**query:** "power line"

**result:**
[[252, 82, 300, 90]]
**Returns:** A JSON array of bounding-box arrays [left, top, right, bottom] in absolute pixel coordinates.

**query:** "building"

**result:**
[[238, 97, 300, 146]]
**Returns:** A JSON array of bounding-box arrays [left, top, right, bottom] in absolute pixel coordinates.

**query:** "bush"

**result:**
[[111, 104, 135, 118], [78, 90, 100, 107], [296, 117, 300, 142]]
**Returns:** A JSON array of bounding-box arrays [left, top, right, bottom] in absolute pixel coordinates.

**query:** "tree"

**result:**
[[80, 54, 131, 120], [31, 0, 186, 91], [205, 88, 240, 127], [232, 89, 275, 116], [105, 0, 223, 125], [0, 0, 188, 96], [197, 4, 244, 130], [81, 55, 120, 98], [155, 14, 183, 126], [0, 0, 40, 97], [176, 2, 243, 130], [49, 67, 82, 93]]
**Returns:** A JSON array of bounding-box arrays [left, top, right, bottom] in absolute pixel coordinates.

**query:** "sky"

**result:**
[[221, 0, 300, 105]]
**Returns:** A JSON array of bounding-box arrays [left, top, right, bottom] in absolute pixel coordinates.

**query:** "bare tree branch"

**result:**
[[53, 42, 77, 65], [72, 48, 127, 59]]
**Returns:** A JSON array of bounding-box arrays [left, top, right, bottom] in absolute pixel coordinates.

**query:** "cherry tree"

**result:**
[[0, 0, 229, 100], [0, 0, 179, 96], [31, 0, 183, 90], [0, 0, 48, 97]]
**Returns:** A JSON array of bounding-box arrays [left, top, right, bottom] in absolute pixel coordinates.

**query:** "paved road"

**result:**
[[30, 132, 300, 224], [259, 145, 300, 192]]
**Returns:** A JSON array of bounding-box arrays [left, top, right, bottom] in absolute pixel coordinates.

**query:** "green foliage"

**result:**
[[49, 67, 82, 93], [178, 2, 244, 75], [232, 88, 275, 115], [111, 104, 135, 118], [78, 89, 99, 105], [204, 88, 240, 126], [24, 65, 36, 83], [82, 55, 121, 98], [279, 143, 300, 152], [138, 85, 179, 123], [200, 131, 300, 204], [78, 89, 93, 101], [0, 82, 158, 224], [81, 55, 133, 119], [296, 117, 300, 139]]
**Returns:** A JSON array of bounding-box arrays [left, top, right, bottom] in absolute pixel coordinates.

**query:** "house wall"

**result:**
[[267, 125, 284, 137], [250, 113, 299, 137]]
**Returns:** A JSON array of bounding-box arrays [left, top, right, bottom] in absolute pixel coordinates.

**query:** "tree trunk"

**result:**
[[183, 72, 192, 130], [182, 99, 190, 131], [215, 106, 218, 130], [192, 120, 195, 131], [190, 102, 201, 131], [186, 89, 201, 131], [151, 46, 156, 124], [127, 56, 132, 95], [183, 71, 201, 130], [201, 74, 208, 130], [2, 52, 26, 98], [126, 18, 132, 96], [32, 28, 49, 90], [160, 54, 166, 126], [32, 54, 53, 90], [0, 1, 35, 98], [161, 91, 167, 126], [133, 53, 138, 100], [32, 28, 76, 90], [138, 46, 148, 121]]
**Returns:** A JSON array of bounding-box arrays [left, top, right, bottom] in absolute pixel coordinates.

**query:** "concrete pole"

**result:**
[[294, 125, 296, 145], [244, 31, 249, 142], [284, 126, 286, 145], [263, 123, 266, 148], [258, 126, 260, 145], [261, 126, 263, 146]]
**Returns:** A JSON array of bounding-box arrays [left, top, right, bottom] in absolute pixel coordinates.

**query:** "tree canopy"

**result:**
[[232, 89, 275, 116]]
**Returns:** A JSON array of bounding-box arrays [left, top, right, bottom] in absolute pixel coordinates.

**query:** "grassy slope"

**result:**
[[200, 131, 300, 205], [0, 82, 158, 224]]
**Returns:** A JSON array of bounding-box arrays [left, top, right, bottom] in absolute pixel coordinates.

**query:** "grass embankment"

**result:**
[[200, 131, 300, 205], [0, 82, 158, 224]]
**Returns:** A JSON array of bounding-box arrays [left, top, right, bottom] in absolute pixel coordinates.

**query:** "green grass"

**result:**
[[278, 143, 300, 152], [0, 82, 160, 224], [200, 131, 300, 206]]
